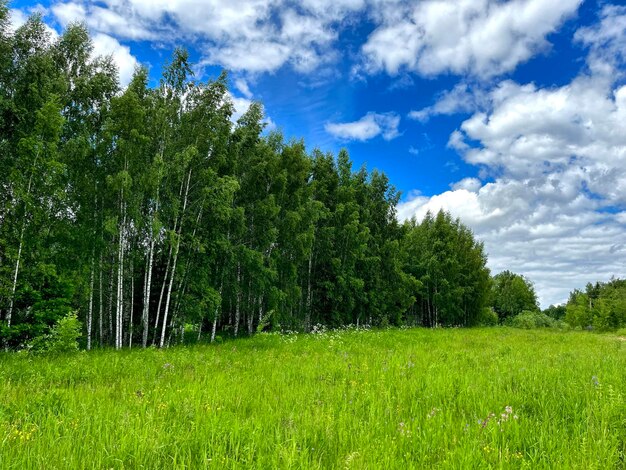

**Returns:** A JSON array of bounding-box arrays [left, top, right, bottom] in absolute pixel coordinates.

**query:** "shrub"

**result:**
[[28, 311, 82, 353], [478, 307, 498, 326], [507, 311, 555, 329]]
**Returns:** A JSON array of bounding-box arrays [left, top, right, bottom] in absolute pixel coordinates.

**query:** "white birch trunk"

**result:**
[[115, 198, 126, 350], [211, 281, 223, 343], [99, 255, 103, 347], [142, 237, 154, 347], [6, 224, 25, 329], [87, 253, 95, 350], [234, 262, 241, 337], [129, 258, 134, 348], [159, 169, 191, 348]]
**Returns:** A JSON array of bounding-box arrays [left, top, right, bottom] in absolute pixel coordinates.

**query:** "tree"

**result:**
[[402, 210, 491, 327], [491, 271, 539, 322]]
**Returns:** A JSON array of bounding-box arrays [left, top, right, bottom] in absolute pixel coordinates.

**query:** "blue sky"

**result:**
[[9, 0, 626, 306]]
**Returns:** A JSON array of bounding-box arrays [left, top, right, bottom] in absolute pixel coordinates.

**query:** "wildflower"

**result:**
[[591, 376, 600, 387], [505, 406, 513, 414], [480, 412, 495, 428], [162, 363, 173, 370]]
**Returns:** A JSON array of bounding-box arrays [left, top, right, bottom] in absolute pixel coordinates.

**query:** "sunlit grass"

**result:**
[[1, 328, 624, 468]]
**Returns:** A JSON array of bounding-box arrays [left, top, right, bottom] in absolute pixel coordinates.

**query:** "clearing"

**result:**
[[0, 328, 624, 468]]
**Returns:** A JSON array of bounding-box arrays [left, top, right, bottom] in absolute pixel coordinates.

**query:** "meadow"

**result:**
[[0, 328, 624, 469]]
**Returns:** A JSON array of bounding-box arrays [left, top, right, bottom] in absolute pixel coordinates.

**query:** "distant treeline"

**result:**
[[562, 279, 626, 331], [0, 12, 495, 349]]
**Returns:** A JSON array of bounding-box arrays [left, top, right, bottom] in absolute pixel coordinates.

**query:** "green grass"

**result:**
[[0, 328, 624, 469]]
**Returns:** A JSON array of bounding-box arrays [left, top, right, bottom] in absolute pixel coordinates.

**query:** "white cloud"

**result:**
[[46, 0, 583, 78], [9, 6, 137, 86], [325, 112, 400, 141], [362, 0, 582, 78], [575, 5, 626, 76], [228, 92, 275, 131], [451, 177, 482, 192], [9, 9, 28, 32], [409, 83, 488, 122], [48, 0, 358, 74], [234, 78, 253, 99], [92, 33, 138, 87], [398, 6, 626, 307], [10, 8, 59, 40]]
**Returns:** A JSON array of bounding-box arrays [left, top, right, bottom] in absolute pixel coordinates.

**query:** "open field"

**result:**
[[0, 328, 624, 469]]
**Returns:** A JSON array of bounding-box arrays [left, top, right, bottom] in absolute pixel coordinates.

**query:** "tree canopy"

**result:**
[[491, 270, 539, 321]]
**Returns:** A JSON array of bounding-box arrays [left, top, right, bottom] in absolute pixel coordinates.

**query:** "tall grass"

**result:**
[[1, 328, 624, 468]]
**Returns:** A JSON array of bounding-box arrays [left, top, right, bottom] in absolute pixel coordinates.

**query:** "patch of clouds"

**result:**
[[92, 33, 139, 87], [450, 177, 482, 192], [325, 112, 400, 141], [398, 5, 626, 307], [40, 0, 583, 79], [234, 78, 253, 100], [8, 8, 28, 31], [575, 5, 626, 76], [409, 83, 488, 122], [228, 93, 276, 131], [10, 7, 59, 40], [47, 0, 360, 75], [361, 0, 582, 78]]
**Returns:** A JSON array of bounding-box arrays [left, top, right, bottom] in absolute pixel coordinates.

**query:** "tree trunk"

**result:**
[[211, 279, 223, 343], [159, 169, 191, 348], [234, 262, 241, 337], [142, 237, 154, 347], [128, 258, 134, 348], [153, 179, 184, 345], [305, 249, 313, 332], [87, 253, 95, 350], [6, 223, 25, 330], [115, 198, 126, 350], [99, 255, 103, 347], [108, 260, 114, 345]]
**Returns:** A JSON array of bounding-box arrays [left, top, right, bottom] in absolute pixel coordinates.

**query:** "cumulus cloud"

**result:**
[[9, 6, 137, 87], [575, 5, 626, 75], [362, 0, 582, 78], [48, 0, 361, 74], [409, 83, 488, 122], [228, 93, 276, 131], [91, 33, 138, 87], [450, 177, 482, 192], [398, 5, 626, 306], [325, 112, 400, 141], [10, 8, 59, 40], [8, 8, 28, 31], [43, 0, 583, 78]]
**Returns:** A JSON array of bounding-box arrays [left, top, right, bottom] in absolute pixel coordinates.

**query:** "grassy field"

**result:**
[[0, 328, 624, 469]]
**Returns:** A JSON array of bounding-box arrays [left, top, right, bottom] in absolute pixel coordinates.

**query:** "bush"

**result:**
[[507, 310, 555, 329], [28, 311, 82, 353], [478, 307, 498, 326]]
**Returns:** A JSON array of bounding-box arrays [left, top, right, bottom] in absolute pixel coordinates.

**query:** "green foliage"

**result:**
[[478, 307, 499, 326], [491, 271, 539, 321], [0, 328, 623, 467], [565, 279, 626, 330], [543, 304, 566, 320], [507, 310, 555, 329], [402, 210, 491, 327], [28, 311, 82, 353]]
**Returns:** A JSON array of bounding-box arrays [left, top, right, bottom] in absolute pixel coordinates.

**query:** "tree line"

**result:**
[[0, 11, 497, 349]]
